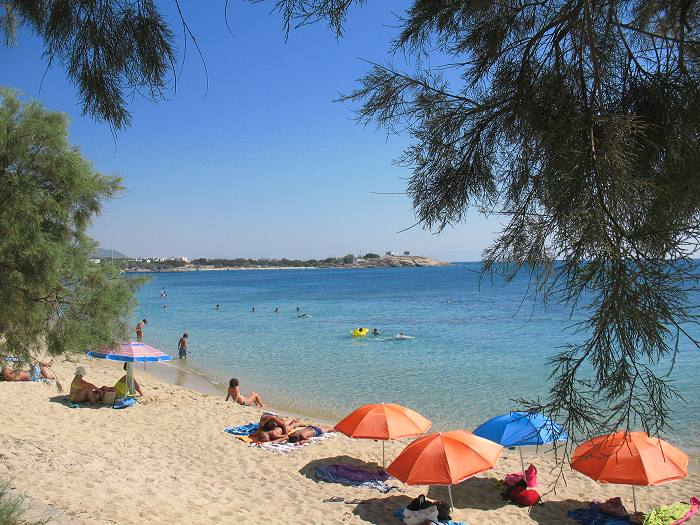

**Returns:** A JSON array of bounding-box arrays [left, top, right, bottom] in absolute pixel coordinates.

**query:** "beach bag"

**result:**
[[100, 389, 116, 405], [598, 497, 628, 517], [403, 505, 439, 525], [525, 463, 538, 487], [504, 472, 523, 487], [510, 484, 542, 507], [435, 500, 452, 521]]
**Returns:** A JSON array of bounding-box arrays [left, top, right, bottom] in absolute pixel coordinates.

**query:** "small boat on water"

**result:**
[[351, 328, 369, 337]]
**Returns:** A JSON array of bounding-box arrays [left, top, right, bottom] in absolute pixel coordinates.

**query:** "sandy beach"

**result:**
[[1, 356, 698, 525]]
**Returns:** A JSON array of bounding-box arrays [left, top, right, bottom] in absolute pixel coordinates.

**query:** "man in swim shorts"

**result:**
[[286, 424, 334, 444], [135, 319, 147, 341], [178, 333, 189, 359]]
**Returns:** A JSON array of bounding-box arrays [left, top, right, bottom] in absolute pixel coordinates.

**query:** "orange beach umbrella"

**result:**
[[571, 431, 688, 512], [335, 403, 432, 467], [387, 430, 503, 508]]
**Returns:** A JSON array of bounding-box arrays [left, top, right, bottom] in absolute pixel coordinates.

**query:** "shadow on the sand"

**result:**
[[427, 477, 509, 512], [48, 395, 109, 409], [299, 455, 386, 483], [528, 498, 587, 524], [351, 495, 413, 525]]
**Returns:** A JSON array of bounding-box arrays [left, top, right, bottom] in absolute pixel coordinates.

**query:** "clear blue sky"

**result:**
[[1, 2, 500, 261]]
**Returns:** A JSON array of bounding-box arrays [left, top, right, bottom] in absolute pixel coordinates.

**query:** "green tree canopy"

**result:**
[[266, 0, 700, 445], [1, 1, 176, 129], [0, 90, 141, 365]]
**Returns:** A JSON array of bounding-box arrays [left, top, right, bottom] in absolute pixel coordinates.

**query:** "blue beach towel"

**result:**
[[394, 507, 467, 525], [316, 465, 401, 494], [567, 505, 630, 525], [224, 423, 259, 436], [113, 397, 137, 409]]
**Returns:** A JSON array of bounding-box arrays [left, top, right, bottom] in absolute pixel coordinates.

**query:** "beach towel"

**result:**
[[669, 497, 700, 525], [644, 502, 692, 525], [315, 465, 400, 493], [393, 507, 467, 525], [256, 432, 336, 453], [223, 423, 259, 436], [113, 397, 137, 409], [568, 504, 631, 525], [326, 464, 391, 482]]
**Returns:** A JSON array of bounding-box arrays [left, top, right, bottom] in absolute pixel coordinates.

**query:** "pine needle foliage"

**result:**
[[0, 90, 141, 366], [0, 1, 175, 129], [267, 1, 700, 446]]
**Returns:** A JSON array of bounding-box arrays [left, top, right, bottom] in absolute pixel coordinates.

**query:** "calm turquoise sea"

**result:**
[[131, 264, 699, 450]]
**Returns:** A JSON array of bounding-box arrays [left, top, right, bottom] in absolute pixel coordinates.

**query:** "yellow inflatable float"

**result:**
[[351, 328, 369, 337]]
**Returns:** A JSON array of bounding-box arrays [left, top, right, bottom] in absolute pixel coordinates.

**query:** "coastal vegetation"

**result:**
[[0, 92, 141, 365], [0, 479, 50, 525], [109, 254, 445, 271], [1, 1, 698, 452]]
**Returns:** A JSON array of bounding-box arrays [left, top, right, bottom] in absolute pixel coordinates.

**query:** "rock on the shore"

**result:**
[[355, 255, 449, 268]]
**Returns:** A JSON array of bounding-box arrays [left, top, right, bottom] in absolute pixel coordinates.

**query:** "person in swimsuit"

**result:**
[[254, 413, 304, 442], [178, 333, 189, 359], [135, 319, 148, 341], [225, 378, 264, 407], [69, 367, 103, 405], [1, 360, 55, 381], [283, 424, 335, 444], [114, 363, 144, 398]]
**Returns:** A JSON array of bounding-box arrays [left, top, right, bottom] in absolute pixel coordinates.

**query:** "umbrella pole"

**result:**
[[519, 448, 526, 480], [632, 485, 637, 513], [448, 485, 454, 510], [126, 362, 135, 395], [382, 441, 385, 469]]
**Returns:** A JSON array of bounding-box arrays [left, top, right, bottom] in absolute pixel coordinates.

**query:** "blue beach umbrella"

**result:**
[[473, 411, 567, 478], [87, 341, 171, 395]]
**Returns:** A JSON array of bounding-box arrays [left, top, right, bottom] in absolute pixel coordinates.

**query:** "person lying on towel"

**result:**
[[1, 360, 55, 382], [254, 414, 305, 442], [285, 425, 334, 445]]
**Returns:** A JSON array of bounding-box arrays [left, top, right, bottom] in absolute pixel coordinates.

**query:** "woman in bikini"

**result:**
[[225, 378, 264, 407], [69, 366, 108, 405]]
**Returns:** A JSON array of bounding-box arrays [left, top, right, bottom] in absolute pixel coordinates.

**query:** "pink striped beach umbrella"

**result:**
[[87, 341, 171, 394]]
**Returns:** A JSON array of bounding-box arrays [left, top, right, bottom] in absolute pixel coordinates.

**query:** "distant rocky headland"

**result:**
[[354, 255, 448, 268], [102, 253, 449, 272]]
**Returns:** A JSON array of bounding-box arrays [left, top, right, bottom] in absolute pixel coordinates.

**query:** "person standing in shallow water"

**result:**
[[178, 333, 189, 359], [135, 319, 147, 341]]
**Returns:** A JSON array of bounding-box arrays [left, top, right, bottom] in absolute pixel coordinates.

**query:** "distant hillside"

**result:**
[[93, 248, 129, 259]]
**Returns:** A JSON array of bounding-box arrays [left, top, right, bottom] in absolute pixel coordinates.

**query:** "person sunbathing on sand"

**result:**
[[266, 424, 335, 445], [69, 366, 113, 405], [226, 378, 264, 407], [1, 360, 55, 381], [254, 414, 305, 442]]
